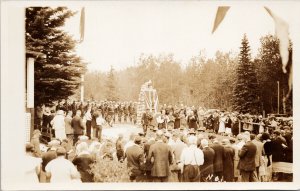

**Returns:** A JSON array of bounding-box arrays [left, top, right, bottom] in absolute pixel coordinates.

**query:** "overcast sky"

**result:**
[[62, 1, 298, 72]]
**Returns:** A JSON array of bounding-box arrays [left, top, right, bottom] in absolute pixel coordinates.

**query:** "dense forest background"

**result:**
[[83, 34, 292, 115]]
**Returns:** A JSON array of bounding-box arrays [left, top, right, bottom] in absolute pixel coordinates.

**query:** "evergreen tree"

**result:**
[[106, 66, 119, 101], [233, 34, 260, 114], [255, 35, 292, 114], [26, 7, 86, 106]]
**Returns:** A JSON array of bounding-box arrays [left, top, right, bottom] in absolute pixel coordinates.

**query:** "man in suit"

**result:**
[[251, 134, 264, 180], [147, 130, 173, 182], [238, 133, 258, 182], [142, 109, 153, 134], [125, 136, 145, 182], [71, 110, 85, 145], [200, 139, 215, 182], [210, 138, 224, 180]]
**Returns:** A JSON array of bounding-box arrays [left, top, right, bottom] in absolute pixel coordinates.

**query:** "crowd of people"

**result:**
[[35, 99, 138, 144], [26, 100, 293, 183]]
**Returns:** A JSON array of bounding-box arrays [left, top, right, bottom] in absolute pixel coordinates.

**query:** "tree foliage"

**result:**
[[255, 34, 292, 114], [233, 34, 260, 114], [106, 66, 119, 101], [83, 34, 292, 115], [26, 7, 86, 106]]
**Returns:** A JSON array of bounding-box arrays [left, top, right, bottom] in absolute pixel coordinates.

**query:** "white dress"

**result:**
[[218, 117, 226, 133], [51, 114, 66, 141]]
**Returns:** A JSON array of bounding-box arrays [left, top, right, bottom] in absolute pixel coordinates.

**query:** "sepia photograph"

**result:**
[[1, 0, 300, 190]]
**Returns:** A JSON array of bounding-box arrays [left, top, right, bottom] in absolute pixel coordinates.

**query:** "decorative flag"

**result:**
[[264, 7, 290, 74], [212, 6, 230, 34], [79, 7, 85, 43]]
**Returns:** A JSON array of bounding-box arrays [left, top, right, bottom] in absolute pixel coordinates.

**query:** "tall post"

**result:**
[[283, 89, 286, 114], [26, 57, 35, 142], [277, 81, 280, 114], [81, 74, 84, 102]]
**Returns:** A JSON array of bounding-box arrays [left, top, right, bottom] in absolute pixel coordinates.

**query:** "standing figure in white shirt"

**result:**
[[45, 147, 80, 183], [180, 136, 204, 182]]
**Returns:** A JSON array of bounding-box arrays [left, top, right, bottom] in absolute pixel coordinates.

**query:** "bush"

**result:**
[[90, 157, 130, 182]]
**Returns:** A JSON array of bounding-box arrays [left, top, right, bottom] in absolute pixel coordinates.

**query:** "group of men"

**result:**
[[121, 125, 292, 182], [35, 100, 138, 144]]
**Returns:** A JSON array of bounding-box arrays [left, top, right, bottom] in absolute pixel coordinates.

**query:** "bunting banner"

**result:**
[[264, 7, 290, 74], [212, 6, 293, 97], [212, 6, 230, 34], [79, 7, 85, 43]]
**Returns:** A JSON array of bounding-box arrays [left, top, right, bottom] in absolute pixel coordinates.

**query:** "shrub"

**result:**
[[90, 157, 130, 182]]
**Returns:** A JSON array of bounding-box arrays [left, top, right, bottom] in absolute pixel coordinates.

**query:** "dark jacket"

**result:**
[[147, 141, 173, 177], [73, 154, 94, 182], [211, 142, 224, 173], [41, 150, 57, 171], [271, 136, 287, 162], [126, 144, 145, 177], [71, 116, 85, 135], [200, 146, 215, 176], [223, 145, 235, 182], [238, 141, 257, 171]]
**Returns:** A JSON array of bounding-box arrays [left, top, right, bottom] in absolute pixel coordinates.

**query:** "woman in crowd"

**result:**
[[261, 132, 272, 182], [24, 143, 42, 183], [51, 110, 66, 141], [218, 113, 226, 136]]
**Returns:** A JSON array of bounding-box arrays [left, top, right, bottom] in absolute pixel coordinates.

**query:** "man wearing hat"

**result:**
[[125, 136, 145, 182], [147, 130, 173, 182], [45, 147, 80, 183], [200, 139, 215, 182], [237, 133, 258, 182], [222, 139, 235, 182], [188, 128, 196, 137], [210, 137, 224, 180]]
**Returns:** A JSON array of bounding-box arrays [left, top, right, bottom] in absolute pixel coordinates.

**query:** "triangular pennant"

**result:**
[[212, 6, 230, 34]]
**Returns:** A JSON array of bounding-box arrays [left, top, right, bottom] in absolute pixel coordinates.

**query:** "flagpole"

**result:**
[[81, 74, 84, 102], [277, 81, 280, 114]]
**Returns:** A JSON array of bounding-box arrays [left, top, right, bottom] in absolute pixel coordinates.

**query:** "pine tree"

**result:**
[[233, 34, 260, 114], [255, 35, 292, 114], [26, 7, 86, 106], [106, 66, 119, 101]]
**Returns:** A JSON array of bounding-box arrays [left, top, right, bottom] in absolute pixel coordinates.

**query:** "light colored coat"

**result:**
[[51, 114, 66, 141]]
